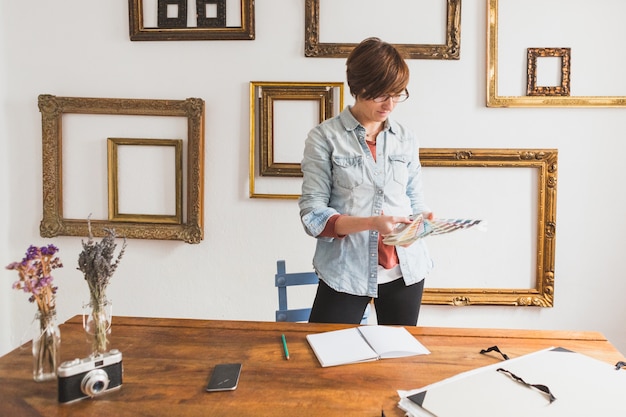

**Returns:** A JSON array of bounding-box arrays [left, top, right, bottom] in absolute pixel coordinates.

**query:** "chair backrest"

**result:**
[[274, 260, 370, 324], [275, 260, 319, 322]]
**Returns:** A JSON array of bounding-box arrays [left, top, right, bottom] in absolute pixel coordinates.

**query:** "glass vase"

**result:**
[[83, 299, 112, 356], [32, 309, 61, 382]]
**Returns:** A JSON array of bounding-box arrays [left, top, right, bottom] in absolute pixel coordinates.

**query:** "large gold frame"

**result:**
[[128, 0, 255, 41], [421, 148, 558, 307], [249, 81, 343, 199], [107, 138, 183, 225], [38, 94, 205, 243], [487, 0, 626, 107], [305, 0, 461, 59]]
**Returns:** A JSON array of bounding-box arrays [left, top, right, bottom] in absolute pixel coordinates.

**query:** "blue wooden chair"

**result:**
[[275, 260, 319, 322], [275, 260, 370, 323]]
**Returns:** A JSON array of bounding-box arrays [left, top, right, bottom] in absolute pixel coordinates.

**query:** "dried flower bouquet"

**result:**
[[77, 221, 126, 355]]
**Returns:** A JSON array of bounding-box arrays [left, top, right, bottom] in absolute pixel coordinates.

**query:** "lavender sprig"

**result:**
[[77, 222, 127, 305]]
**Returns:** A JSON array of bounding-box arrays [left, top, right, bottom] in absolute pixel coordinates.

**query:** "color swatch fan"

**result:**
[[382, 215, 483, 246]]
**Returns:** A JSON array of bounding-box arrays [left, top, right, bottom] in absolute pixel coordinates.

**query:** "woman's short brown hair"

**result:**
[[346, 37, 409, 100]]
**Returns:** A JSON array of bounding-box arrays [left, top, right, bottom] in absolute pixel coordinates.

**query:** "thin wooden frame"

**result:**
[[487, 0, 626, 107], [249, 82, 344, 199], [304, 0, 461, 59], [260, 86, 335, 177], [39, 94, 205, 243], [129, 0, 254, 41], [526, 48, 571, 96], [107, 138, 183, 224], [421, 148, 558, 307]]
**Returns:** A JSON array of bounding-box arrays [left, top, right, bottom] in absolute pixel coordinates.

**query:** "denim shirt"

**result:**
[[299, 106, 433, 297]]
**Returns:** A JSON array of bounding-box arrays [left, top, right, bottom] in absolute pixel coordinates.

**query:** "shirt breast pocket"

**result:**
[[389, 154, 409, 186], [332, 155, 364, 189]]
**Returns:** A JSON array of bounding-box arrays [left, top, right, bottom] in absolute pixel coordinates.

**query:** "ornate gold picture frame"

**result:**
[[487, 0, 626, 107], [107, 138, 183, 224], [128, 0, 254, 40], [526, 48, 571, 96], [421, 148, 558, 307], [259, 85, 336, 178], [39, 95, 205, 243], [249, 82, 343, 199], [304, 0, 461, 59]]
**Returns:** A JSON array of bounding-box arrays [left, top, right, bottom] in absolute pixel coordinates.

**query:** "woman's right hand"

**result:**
[[372, 215, 412, 236]]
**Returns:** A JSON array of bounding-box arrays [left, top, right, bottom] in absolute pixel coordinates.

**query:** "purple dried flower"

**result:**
[[6, 245, 63, 314]]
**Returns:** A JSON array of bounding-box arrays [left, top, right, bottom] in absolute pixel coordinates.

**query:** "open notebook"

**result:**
[[306, 325, 430, 368]]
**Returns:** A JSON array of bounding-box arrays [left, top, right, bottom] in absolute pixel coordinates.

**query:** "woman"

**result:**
[[298, 37, 433, 325]]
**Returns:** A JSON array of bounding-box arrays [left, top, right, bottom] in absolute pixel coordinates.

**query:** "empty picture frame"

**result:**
[[38, 94, 205, 243], [129, 0, 254, 40], [107, 138, 183, 224], [487, 0, 626, 107], [304, 0, 461, 59], [526, 48, 571, 96], [420, 148, 558, 307], [249, 82, 343, 199]]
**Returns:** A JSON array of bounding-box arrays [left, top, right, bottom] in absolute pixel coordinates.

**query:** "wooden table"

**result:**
[[0, 316, 623, 417]]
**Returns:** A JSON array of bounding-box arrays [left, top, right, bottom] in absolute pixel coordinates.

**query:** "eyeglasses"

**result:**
[[372, 89, 409, 103]]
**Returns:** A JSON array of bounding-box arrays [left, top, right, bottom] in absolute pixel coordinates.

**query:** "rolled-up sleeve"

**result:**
[[299, 126, 340, 240]]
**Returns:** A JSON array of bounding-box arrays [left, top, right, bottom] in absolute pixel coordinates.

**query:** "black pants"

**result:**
[[308, 278, 424, 326]]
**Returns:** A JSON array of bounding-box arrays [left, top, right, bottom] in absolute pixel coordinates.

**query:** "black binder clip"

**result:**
[[615, 361, 626, 370], [479, 345, 510, 361]]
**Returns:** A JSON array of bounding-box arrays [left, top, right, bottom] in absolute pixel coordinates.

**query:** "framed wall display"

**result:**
[[157, 0, 188, 28], [488, 0, 626, 107], [304, 0, 461, 59], [420, 148, 558, 307], [129, 0, 254, 40], [249, 82, 343, 199], [107, 138, 183, 224], [196, 0, 226, 27], [38, 94, 205, 243], [526, 48, 571, 96]]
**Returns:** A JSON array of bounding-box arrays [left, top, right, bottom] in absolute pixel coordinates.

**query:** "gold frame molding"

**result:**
[[39, 94, 205, 244], [128, 0, 255, 41], [249, 81, 344, 199], [107, 138, 183, 224], [259, 85, 336, 177], [304, 0, 461, 59], [487, 0, 626, 107], [421, 148, 558, 307], [526, 48, 571, 96]]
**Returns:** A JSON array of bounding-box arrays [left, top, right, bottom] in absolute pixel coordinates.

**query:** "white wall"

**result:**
[[1, 0, 625, 358], [0, 0, 10, 356]]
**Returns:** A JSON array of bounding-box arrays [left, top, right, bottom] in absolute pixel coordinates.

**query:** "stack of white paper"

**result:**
[[398, 347, 626, 416]]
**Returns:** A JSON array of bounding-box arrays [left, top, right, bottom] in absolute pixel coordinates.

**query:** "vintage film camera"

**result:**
[[57, 349, 123, 403]]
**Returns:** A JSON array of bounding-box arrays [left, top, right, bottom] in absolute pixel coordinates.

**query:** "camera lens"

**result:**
[[81, 369, 110, 397]]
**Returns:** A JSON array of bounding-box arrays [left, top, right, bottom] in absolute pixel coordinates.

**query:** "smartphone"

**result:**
[[205, 363, 242, 392]]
